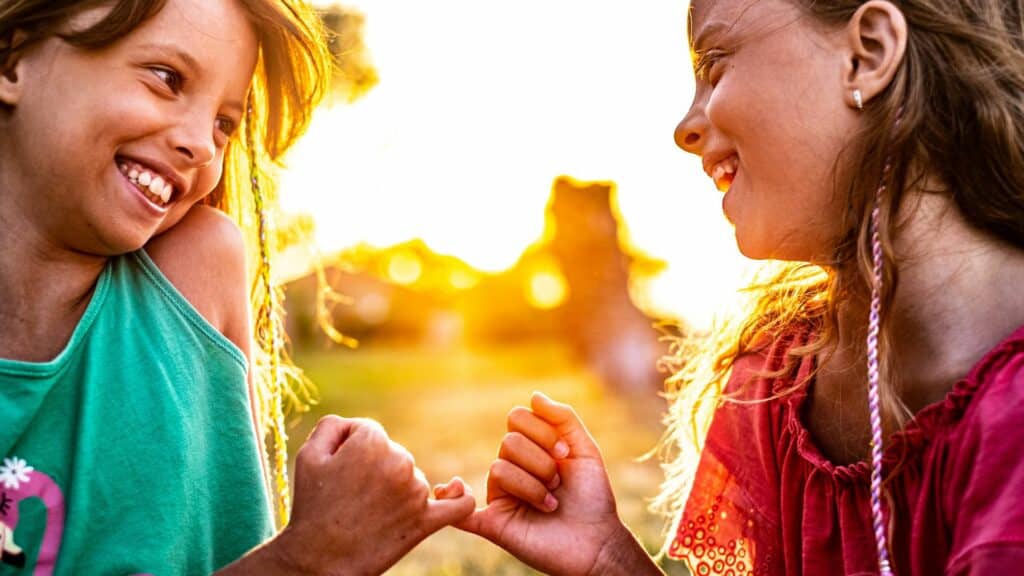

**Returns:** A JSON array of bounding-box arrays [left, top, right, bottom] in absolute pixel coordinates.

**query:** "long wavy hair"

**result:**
[[655, 0, 1024, 549], [0, 0, 331, 524]]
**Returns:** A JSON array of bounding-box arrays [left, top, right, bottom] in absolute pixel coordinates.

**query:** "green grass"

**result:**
[[288, 342, 689, 576]]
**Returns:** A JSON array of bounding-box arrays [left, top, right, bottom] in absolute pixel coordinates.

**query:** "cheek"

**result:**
[[155, 175, 223, 236], [196, 162, 225, 199], [91, 75, 168, 135], [704, 60, 777, 134], [189, 148, 228, 202]]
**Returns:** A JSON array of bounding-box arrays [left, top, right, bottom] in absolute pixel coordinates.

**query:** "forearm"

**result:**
[[589, 524, 665, 576], [213, 531, 330, 576]]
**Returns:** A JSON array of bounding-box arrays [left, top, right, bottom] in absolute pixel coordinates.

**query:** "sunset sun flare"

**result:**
[[280, 0, 756, 329]]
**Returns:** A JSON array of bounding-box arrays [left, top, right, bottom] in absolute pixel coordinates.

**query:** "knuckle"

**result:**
[[389, 439, 416, 466], [489, 459, 510, 482], [506, 406, 529, 429], [357, 417, 387, 436], [497, 428, 524, 459], [295, 443, 315, 465], [566, 405, 582, 422], [410, 475, 430, 501], [392, 451, 416, 479], [503, 431, 525, 446], [500, 431, 525, 455], [355, 420, 388, 447], [315, 414, 344, 429]]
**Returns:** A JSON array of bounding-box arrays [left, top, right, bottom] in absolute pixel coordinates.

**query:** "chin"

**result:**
[[734, 224, 825, 263], [734, 229, 772, 260], [90, 224, 158, 257]]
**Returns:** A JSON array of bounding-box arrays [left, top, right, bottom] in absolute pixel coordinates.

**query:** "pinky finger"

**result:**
[[434, 477, 469, 499]]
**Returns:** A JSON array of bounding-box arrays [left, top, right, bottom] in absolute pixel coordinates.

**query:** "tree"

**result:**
[[318, 4, 379, 103]]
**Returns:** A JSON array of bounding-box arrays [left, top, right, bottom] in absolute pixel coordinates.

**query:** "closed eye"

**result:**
[[692, 48, 728, 84]]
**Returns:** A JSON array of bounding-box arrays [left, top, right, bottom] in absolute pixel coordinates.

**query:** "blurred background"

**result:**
[[274, 1, 756, 573]]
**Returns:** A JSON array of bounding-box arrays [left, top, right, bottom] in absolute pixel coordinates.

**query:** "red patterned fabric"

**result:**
[[668, 324, 1024, 575]]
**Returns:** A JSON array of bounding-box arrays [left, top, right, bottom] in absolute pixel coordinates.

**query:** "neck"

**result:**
[[0, 189, 107, 362], [835, 192, 1024, 414]]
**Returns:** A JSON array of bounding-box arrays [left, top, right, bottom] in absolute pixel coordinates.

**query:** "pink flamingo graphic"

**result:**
[[0, 457, 65, 576]]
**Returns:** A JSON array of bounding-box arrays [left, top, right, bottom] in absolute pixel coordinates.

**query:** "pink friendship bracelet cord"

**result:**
[[868, 149, 896, 576]]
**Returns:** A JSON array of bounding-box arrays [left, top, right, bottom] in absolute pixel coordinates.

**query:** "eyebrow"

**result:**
[[138, 42, 201, 74], [691, 21, 729, 51], [137, 42, 245, 116]]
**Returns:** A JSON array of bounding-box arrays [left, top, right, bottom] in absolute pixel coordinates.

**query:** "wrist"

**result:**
[[214, 529, 323, 576], [264, 526, 338, 576], [588, 522, 663, 576]]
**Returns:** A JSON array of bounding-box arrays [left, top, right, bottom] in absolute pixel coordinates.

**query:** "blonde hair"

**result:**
[[1, 0, 331, 524]]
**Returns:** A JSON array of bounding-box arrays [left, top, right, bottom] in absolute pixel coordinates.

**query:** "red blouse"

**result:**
[[668, 324, 1024, 575]]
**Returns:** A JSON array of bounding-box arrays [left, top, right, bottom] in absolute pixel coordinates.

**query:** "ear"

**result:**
[[0, 31, 30, 107], [842, 0, 907, 109]]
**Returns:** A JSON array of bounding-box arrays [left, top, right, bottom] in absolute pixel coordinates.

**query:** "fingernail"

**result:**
[[433, 485, 446, 498], [547, 473, 561, 491], [554, 440, 569, 459], [543, 493, 559, 512]]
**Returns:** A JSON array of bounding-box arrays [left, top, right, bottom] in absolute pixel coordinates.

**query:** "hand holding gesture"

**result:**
[[457, 393, 663, 576], [221, 415, 474, 575]]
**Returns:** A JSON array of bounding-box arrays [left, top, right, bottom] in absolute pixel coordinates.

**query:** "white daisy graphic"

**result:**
[[0, 457, 34, 490]]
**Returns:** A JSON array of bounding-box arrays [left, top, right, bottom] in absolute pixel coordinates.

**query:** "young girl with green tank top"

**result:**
[[0, 1, 474, 574]]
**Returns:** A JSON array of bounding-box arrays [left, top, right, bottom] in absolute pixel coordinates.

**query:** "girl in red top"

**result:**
[[454, 0, 1024, 574]]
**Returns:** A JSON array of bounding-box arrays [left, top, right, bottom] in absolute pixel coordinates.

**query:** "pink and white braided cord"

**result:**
[[867, 159, 894, 576]]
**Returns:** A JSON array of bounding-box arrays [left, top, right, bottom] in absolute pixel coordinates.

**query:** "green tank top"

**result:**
[[0, 250, 274, 575]]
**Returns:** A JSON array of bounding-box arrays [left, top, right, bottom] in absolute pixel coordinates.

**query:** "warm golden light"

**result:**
[[448, 268, 480, 291], [526, 264, 569, 310], [386, 251, 423, 286], [282, 0, 757, 329]]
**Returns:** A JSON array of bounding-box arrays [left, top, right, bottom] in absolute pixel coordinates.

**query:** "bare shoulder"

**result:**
[[145, 205, 250, 356]]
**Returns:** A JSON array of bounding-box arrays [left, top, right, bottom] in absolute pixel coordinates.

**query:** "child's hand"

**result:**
[[456, 393, 661, 576], [270, 416, 475, 575]]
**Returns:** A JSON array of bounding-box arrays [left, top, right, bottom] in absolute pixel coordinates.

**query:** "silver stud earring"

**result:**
[[853, 89, 864, 110]]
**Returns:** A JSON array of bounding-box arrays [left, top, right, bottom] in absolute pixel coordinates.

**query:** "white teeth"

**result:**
[[719, 157, 738, 175], [119, 159, 175, 206], [711, 156, 738, 179], [709, 155, 739, 192], [149, 176, 165, 195]]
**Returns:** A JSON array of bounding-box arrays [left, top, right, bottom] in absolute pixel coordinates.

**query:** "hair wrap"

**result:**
[[246, 93, 291, 523]]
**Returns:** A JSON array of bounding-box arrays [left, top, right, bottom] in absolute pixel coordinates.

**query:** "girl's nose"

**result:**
[[674, 103, 707, 156], [170, 119, 216, 168], [173, 138, 214, 167]]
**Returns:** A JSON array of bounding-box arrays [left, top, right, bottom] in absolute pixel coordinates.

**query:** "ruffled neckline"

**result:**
[[782, 323, 1024, 484]]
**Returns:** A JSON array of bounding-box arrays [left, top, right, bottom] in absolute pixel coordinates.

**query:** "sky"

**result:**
[[279, 0, 757, 328]]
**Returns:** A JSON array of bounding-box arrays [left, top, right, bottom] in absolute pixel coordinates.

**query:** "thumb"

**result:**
[[531, 392, 602, 459]]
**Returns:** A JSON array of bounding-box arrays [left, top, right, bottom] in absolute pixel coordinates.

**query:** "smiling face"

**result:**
[[0, 0, 257, 255], [675, 0, 861, 262]]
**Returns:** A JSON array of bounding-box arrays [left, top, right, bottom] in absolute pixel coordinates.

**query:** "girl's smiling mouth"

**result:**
[[116, 157, 179, 208], [710, 155, 738, 192]]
